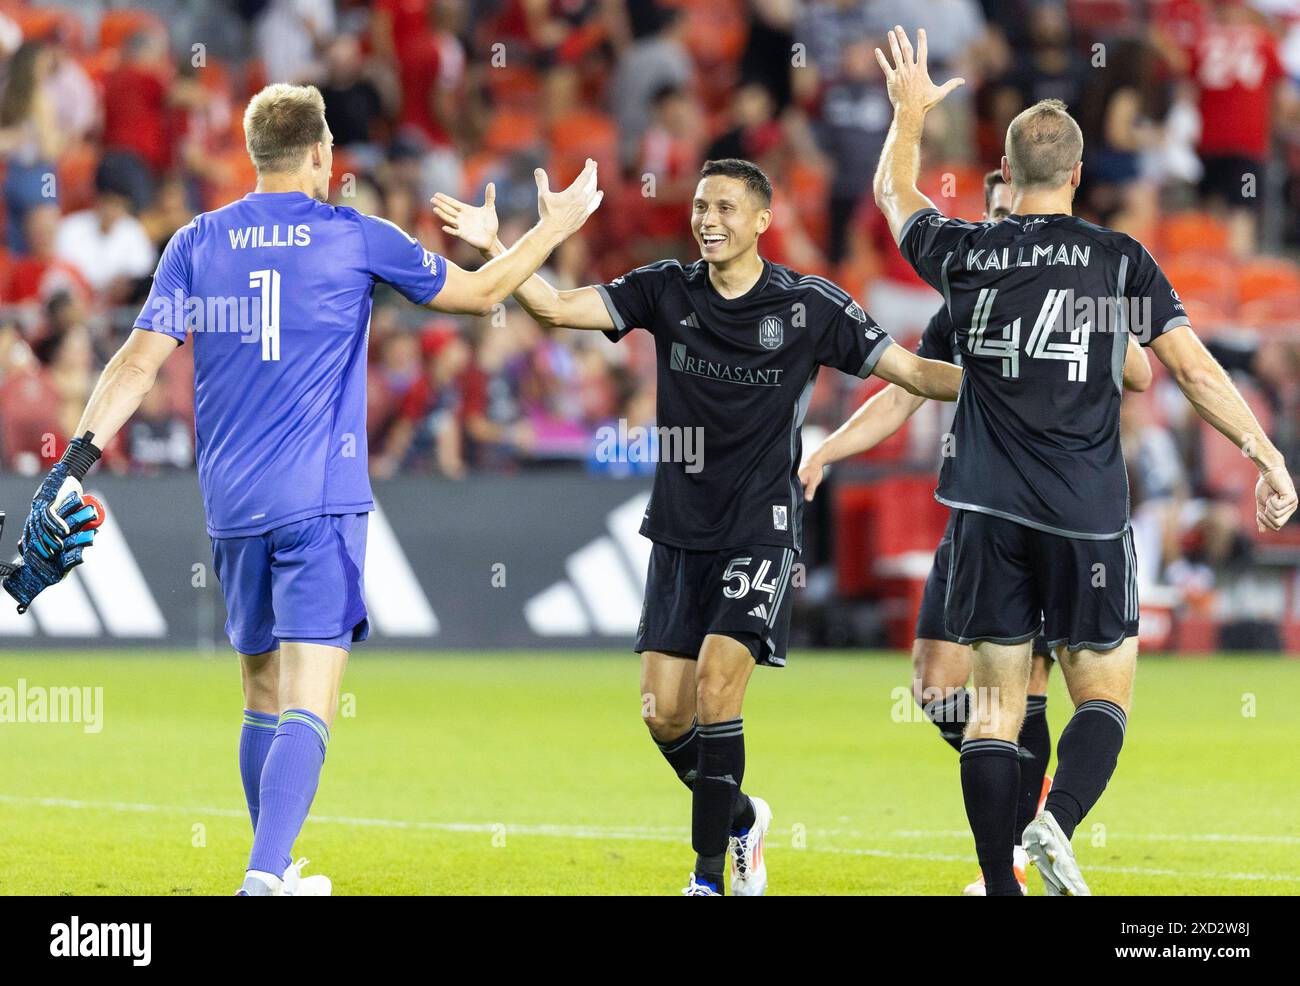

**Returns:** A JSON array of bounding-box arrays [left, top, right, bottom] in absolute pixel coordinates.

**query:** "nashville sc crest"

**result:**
[[759, 314, 784, 349]]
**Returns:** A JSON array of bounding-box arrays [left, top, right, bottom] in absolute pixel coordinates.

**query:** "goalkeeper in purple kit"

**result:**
[[16, 83, 602, 895]]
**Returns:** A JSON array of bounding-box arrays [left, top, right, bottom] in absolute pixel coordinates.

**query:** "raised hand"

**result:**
[[535, 158, 603, 239], [1255, 465, 1298, 533], [432, 183, 500, 253], [874, 26, 964, 116]]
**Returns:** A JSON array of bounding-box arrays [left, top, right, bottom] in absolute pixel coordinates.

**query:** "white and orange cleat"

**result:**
[[962, 845, 1028, 896], [728, 796, 771, 896]]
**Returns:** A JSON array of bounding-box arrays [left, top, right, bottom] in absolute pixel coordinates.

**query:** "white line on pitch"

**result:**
[[881, 828, 1300, 846], [3, 794, 1297, 884]]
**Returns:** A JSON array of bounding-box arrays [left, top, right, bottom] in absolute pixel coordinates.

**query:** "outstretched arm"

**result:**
[[872, 342, 962, 401], [429, 162, 604, 317], [1150, 325, 1296, 531], [432, 178, 614, 329], [800, 383, 928, 501], [872, 26, 965, 244]]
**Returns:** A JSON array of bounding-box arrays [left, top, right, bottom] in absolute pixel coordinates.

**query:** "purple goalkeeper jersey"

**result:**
[[135, 190, 447, 537]]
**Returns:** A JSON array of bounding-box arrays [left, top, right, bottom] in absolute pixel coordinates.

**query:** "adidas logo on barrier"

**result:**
[[524, 493, 651, 636], [0, 496, 438, 640]]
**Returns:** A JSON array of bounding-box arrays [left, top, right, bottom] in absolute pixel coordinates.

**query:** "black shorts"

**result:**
[[916, 514, 1052, 658], [1198, 155, 1265, 210], [636, 542, 797, 668], [944, 510, 1138, 653]]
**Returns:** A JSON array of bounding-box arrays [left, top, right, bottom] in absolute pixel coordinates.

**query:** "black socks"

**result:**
[[1044, 699, 1127, 839], [1016, 695, 1051, 838], [960, 738, 1023, 896], [692, 718, 746, 889]]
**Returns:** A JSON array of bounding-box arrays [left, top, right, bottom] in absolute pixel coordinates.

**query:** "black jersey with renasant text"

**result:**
[[901, 208, 1189, 539], [598, 258, 894, 552]]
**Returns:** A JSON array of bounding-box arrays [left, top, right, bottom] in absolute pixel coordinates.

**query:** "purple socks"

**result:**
[[239, 710, 279, 828], [247, 709, 330, 877]]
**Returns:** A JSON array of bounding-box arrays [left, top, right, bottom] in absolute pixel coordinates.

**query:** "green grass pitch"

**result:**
[[0, 651, 1296, 895]]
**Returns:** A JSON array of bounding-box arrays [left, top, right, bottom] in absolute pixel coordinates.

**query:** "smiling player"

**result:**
[[435, 157, 964, 895]]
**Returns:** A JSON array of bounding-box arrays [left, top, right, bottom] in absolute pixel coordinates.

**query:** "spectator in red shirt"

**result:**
[[1181, 3, 1297, 253], [6, 204, 93, 305], [373, 326, 472, 479], [638, 85, 706, 241], [102, 29, 173, 179]]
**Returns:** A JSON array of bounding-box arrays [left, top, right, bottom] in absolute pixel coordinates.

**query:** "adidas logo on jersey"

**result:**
[[748, 603, 770, 620], [680, 312, 700, 328]]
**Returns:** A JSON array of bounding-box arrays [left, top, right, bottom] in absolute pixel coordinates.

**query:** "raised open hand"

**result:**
[[874, 26, 965, 116], [432, 183, 500, 253], [535, 158, 603, 238]]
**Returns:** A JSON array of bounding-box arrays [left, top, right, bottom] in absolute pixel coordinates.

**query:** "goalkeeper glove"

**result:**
[[20, 433, 101, 563], [3, 497, 104, 613]]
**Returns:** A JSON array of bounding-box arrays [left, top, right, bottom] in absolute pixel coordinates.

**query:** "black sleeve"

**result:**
[[813, 291, 895, 378], [898, 207, 979, 292], [595, 261, 676, 342], [1124, 243, 1190, 346], [916, 306, 954, 360]]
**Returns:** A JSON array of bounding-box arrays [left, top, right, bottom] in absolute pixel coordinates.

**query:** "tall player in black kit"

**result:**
[[803, 169, 1152, 894], [434, 158, 964, 895], [871, 27, 1297, 895]]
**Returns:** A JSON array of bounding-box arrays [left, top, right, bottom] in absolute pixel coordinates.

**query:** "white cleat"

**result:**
[[282, 857, 332, 896], [1022, 812, 1090, 896], [681, 872, 722, 896], [962, 845, 1029, 896], [728, 796, 771, 896]]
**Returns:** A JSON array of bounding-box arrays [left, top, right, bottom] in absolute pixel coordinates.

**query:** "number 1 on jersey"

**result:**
[[250, 268, 281, 362]]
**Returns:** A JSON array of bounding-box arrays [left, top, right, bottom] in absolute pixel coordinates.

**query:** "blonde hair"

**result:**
[[243, 84, 326, 174], [1005, 99, 1083, 191]]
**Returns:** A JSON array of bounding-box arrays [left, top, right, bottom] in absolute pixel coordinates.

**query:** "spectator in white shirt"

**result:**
[[54, 160, 156, 302]]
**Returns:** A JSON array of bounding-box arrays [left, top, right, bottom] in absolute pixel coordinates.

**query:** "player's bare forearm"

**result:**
[[873, 109, 936, 244], [873, 343, 962, 401], [479, 235, 614, 330], [431, 161, 603, 316], [1152, 326, 1282, 472], [812, 384, 927, 468], [1122, 335, 1152, 392], [74, 329, 177, 450], [433, 220, 567, 316]]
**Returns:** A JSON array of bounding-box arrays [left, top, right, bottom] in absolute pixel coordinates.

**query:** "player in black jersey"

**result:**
[[802, 169, 1153, 894], [434, 157, 964, 895], [871, 27, 1297, 895]]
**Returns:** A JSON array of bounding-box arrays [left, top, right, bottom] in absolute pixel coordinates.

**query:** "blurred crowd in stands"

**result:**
[[0, 0, 1297, 606]]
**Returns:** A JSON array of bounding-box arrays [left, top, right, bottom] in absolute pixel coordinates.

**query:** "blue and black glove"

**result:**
[[4, 433, 105, 614], [19, 434, 101, 564], [3, 497, 104, 613]]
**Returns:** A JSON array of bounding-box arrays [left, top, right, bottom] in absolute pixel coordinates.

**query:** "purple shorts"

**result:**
[[211, 513, 369, 655]]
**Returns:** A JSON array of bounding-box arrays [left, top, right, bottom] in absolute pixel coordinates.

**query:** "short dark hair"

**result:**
[[983, 169, 1008, 211], [700, 159, 773, 206]]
